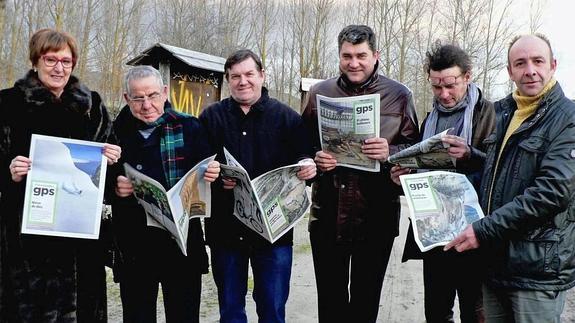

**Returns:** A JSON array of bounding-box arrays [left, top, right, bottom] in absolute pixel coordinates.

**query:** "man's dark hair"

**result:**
[[224, 49, 263, 80], [338, 25, 377, 52], [507, 33, 554, 65], [424, 42, 472, 75]]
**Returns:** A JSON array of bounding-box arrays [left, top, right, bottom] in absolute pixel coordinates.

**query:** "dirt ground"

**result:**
[[107, 201, 575, 322]]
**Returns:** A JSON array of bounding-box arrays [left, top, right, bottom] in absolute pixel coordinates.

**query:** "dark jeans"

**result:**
[[119, 231, 202, 323], [310, 224, 395, 323], [423, 250, 484, 323], [210, 244, 292, 323]]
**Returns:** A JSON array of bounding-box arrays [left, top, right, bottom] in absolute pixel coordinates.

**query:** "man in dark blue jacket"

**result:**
[[199, 49, 316, 323], [446, 34, 575, 322]]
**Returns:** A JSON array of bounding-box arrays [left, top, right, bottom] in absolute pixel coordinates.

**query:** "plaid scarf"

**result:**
[[148, 108, 186, 188]]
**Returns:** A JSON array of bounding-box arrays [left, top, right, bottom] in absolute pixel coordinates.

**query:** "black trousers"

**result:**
[[310, 223, 395, 323], [423, 249, 484, 323], [119, 230, 202, 323]]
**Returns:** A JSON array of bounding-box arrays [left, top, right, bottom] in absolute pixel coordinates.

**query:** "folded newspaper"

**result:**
[[316, 94, 380, 172], [123, 154, 215, 255], [220, 148, 311, 243], [21, 134, 108, 239], [399, 171, 484, 252], [388, 129, 455, 169]]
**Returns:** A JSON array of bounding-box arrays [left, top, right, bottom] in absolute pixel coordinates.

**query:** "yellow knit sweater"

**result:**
[[500, 78, 557, 150]]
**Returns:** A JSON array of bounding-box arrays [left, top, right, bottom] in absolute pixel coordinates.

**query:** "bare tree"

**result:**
[[22, 0, 48, 40], [151, 0, 214, 53], [0, 0, 7, 83], [290, 0, 334, 80], [529, 0, 547, 34], [479, 0, 514, 98], [0, 0, 527, 112], [4, 0, 25, 87], [251, 0, 277, 70], [374, 0, 399, 77], [95, 0, 145, 112], [214, 0, 253, 57], [411, 0, 440, 119], [309, 0, 334, 78], [395, 0, 424, 83], [75, 0, 101, 81], [47, 0, 66, 30]]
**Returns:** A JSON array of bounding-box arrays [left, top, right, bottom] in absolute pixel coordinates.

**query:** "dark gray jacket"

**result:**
[[474, 82, 575, 291], [402, 88, 495, 261]]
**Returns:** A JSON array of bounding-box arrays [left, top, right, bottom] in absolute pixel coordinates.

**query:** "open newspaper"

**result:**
[[388, 129, 455, 169], [399, 171, 484, 252], [220, 148, 311, 243], [316, 94, 380, 172], [22, 134, 108, 239], [123, 155, 215, 255]]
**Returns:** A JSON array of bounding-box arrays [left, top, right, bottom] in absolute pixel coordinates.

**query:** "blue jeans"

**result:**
[[482, 284, 567, 323], [211, 245, 293, 323]]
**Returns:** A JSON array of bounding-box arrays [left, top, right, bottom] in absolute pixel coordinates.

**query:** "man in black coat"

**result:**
[[111, 65, 220, 323], [446, 34, 575, 322]]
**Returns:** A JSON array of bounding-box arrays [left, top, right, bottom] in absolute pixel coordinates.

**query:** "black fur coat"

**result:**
[[0, 70, 111, 322]]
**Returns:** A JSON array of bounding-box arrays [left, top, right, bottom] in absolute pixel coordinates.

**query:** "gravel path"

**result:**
[[107, 205, 575, 322]]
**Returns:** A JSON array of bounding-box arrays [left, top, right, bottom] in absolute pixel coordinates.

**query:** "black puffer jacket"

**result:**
[[473, 82, 575, 291]]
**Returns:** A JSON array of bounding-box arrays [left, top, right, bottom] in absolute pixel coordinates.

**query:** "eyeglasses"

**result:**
[[42, 55, 74, 68], [428, 73, 464, 86], [128, 92, 163, 104]]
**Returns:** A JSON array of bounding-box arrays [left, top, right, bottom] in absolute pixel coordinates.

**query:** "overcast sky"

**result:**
[[539, 0, 574, 98], [499, 0, 575, 99]]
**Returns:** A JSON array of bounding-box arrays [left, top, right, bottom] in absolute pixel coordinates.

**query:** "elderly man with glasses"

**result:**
[[392, 43, 495, 323], [111, 65, 220, 323]]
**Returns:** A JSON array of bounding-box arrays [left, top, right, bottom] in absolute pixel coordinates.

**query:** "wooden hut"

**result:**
[[127, 43, 226, 117]]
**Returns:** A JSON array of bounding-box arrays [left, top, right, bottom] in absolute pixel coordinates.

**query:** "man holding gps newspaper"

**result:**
[[391, 43, 495, 323]]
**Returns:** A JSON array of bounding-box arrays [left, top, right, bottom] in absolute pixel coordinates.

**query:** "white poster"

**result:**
[[22, 134, 108, 239], [316, 94, 381, 172]]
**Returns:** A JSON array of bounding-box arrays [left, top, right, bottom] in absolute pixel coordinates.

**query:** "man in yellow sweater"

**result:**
[[445, 34, 575, 322]]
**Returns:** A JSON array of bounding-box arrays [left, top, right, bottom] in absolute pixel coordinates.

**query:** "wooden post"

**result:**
[[159, 61, 171, 95]]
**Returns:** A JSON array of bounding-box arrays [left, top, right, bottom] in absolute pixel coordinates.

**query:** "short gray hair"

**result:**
[[124, 65, 164, 96]]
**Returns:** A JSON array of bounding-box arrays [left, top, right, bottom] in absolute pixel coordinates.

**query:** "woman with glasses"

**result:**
[[0, 28, 121, 322]]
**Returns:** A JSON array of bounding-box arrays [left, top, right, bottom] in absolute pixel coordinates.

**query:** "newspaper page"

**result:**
[[388, 129, 455, 169], [123, 154, 215, 255], [399, 171, 484, 252], [316, 94, 380, 172], [221, 148, 311, 243], [21, 134, 108, 239]]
